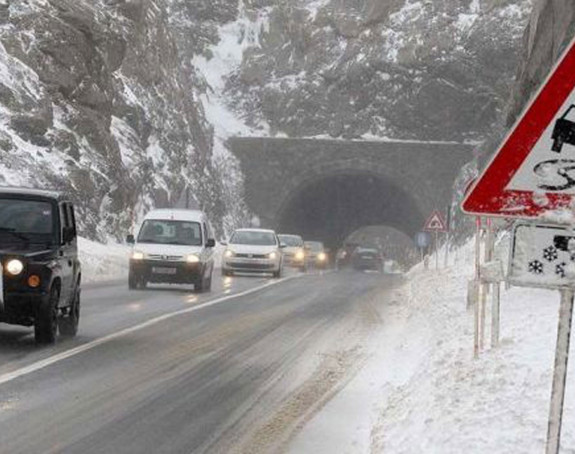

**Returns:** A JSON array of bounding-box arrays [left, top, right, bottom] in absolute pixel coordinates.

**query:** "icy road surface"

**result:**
[[0, 269, 401, 454]]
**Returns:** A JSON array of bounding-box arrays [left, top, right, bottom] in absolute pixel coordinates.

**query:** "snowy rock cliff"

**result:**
[[0, 0, 244, 240], [0, 0, 534, 239], [508, 0, 575, 123], [211, 0, 533, 141]]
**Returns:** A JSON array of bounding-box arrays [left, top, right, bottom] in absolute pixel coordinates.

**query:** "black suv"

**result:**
[[0, 188, 81, 343]]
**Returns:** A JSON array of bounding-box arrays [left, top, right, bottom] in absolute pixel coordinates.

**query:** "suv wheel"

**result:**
[[35, 285, 59, 344], [59, 286, 80, 337]]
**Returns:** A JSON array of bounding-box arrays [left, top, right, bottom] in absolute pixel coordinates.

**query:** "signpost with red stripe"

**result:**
[[461, 37, 575, 454]]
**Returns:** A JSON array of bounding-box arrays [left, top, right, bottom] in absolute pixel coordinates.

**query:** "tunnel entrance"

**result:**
[[276, 172, 424, 251]]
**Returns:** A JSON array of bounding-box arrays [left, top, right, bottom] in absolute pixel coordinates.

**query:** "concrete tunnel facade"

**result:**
[[228, 137, 474, 250]]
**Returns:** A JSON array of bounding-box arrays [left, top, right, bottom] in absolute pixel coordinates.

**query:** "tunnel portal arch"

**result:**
[[275, 170, 424, 249]]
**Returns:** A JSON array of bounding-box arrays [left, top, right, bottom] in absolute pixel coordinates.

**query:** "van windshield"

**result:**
[[137, 220, 203, 246], [0, 198, 55, 244]]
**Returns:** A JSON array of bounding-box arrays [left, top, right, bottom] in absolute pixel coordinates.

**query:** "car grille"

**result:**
[[231, 263, 274, 270], [235, 253, 268, 259], [147, 254, 184, 262]]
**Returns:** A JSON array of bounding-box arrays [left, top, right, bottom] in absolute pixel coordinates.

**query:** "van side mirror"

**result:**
[[126, 234, 135, 245], [206, 238, 216, 248]]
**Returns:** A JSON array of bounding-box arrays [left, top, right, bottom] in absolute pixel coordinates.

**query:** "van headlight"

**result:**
[[6, 259, 24, 275], [131, 251, 145, 260], [187, 254, 200, 263]]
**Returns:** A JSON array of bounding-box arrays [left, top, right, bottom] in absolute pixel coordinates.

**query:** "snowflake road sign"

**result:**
[[509, 223, 575, 289], [462, 37, 575, 218]]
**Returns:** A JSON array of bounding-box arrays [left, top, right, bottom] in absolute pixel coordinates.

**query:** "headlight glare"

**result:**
[[318, 252, 327, 262], [6, 259, 24, 275], [269, 252, 277, 260], [295, 250, 305, 260], [187, 254, 200, 263], [224, 249, 234, 258], [131, 251, 144, 260]]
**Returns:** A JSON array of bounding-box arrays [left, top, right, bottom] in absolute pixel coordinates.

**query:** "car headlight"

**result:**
[[269, 252, 278, 260], [187, 254, 200, 263], [131, 251, 145, 260], [5, 259, 24, 275], [295, 250, 305, 260], [224, 249, 234, 258], [318, 252, 327, 261]]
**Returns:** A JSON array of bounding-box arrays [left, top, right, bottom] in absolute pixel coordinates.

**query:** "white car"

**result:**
[[222, 228, 284, 278], [127, 209, 216, 292], [278, 234, 307, 271]]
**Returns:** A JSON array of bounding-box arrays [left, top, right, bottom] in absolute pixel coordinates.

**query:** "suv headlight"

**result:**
[[318, 252, 327, 262], [6, 259, 24, 275], [131, 251, 145, 260], [224, 249, 234, 258], [187, 254, 200, 263], [295, 249, 305, 260], [268, 252, 278, 260]]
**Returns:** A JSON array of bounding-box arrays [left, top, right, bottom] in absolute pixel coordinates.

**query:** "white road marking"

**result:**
[[0, 275, 302, 387]]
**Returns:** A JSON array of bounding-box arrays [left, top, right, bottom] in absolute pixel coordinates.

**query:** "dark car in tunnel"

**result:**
[[352, 247, 384, 272]]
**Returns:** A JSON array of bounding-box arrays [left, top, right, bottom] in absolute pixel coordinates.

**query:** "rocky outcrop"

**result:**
[[0, 0, 237, 240], [508, 0, 575, 123], [217, 0, 532, 141]]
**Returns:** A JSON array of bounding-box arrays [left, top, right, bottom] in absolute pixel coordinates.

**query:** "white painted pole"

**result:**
[[479, 282, 486, 351], [475, 217, 481, 280], [474, 284, 480, 358], [546, 289, 575, 454], [491, 282, 500, 348]]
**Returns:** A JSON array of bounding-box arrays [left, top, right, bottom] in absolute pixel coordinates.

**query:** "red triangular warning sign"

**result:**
[[424, 210, 448, 232], [463, 36, 575, 218]]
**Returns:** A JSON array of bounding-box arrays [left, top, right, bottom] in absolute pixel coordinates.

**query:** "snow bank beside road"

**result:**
[[372, 241, 575, 453], [78, 237, 129, 284]]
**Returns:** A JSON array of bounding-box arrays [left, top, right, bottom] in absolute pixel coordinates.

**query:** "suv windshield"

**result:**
[[278, 235, 303, 247], [0, 198, 55, 243], [230, 231, 277, 246], [138, 220, 202, 246]]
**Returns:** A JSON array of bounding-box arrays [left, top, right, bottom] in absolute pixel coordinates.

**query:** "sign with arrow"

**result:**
[[462, 36, 575, 218]]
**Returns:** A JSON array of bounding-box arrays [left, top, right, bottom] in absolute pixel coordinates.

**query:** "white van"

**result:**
[[127, 209, 216, 292]]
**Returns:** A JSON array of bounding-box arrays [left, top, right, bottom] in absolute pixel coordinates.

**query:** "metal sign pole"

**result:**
[[435, 231, 439, 270], [491, 282, 501, 348], [546, 288, 575, 454]]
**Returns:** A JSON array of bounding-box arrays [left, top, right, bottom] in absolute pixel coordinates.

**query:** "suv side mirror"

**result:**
[[62, 227, 75, 244], [126, 234, 135, 245], [206, 238, 216, 248]]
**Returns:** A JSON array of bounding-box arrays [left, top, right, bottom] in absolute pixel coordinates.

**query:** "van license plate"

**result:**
[[152, 267, 177, 275]]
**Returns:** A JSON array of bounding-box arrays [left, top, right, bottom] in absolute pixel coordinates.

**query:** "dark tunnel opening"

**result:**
[[276, 172, 425, 251]]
